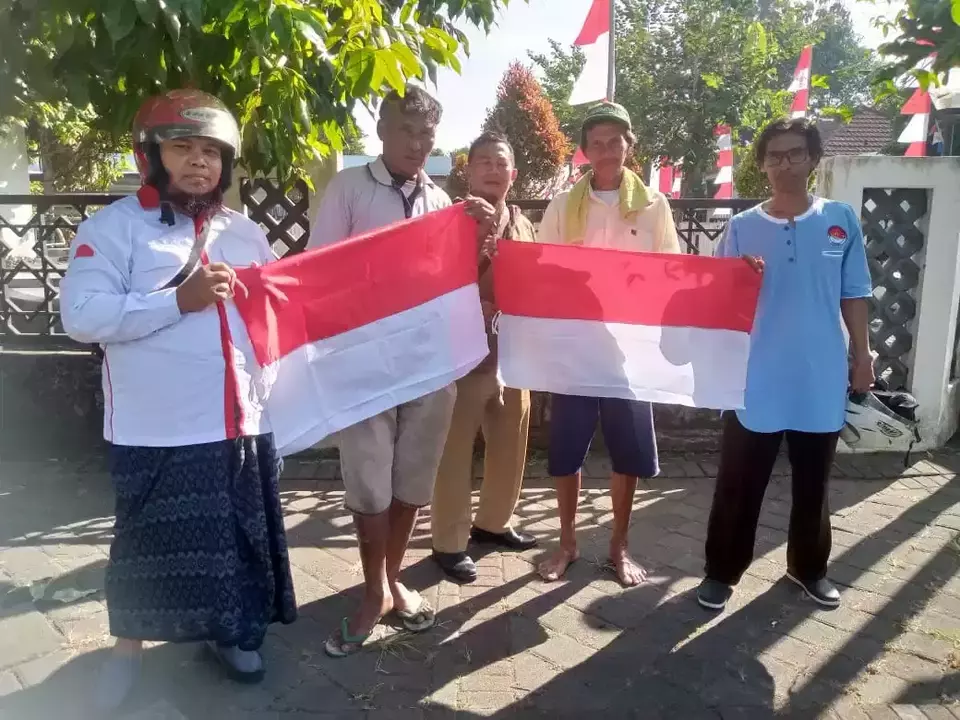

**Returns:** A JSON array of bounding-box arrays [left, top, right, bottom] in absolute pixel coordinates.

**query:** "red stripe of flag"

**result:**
[[233, 204, 479, 366], [716, 150, 733, 168], [790, 89, 809, 113], [574, 0, 610, 46], [901, 88, 931, 115], [492, 240, 761, 333], [714, 184, 733, 200]]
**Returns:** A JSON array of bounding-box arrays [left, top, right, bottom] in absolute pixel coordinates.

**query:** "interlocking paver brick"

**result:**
[[4, 449, 960, 718]]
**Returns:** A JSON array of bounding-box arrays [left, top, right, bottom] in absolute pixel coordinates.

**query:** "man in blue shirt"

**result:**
[[698, 118, 874, 611]]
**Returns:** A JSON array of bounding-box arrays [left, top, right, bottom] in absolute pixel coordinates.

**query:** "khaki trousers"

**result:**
[[431, 371, 531, 553]]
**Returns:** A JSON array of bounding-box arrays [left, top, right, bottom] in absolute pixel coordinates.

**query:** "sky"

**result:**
[[355, 0, 905, 155]]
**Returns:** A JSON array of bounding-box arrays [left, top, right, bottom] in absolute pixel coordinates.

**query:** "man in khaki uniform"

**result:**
[[431, 132, 538, 583]]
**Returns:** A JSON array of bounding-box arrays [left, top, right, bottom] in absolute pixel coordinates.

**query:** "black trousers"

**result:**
[[704, 412, 839, 586]]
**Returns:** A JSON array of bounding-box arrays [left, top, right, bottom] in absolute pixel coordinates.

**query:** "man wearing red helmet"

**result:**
[[59, 90, 297, 710]]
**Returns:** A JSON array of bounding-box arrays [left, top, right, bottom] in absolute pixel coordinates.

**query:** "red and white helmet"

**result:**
[[132, 89, 240, 189]]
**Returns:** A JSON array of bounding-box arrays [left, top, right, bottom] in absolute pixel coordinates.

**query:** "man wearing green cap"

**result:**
[[536, 101, 680, 587]]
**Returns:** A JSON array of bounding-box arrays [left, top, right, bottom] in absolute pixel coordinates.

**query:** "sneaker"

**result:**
[[93, 649, 142, 712], [208, 643, 265, 683], [432, 549, 478, 583], [697, 578, 733, 611], [785, 572, 841, 608]]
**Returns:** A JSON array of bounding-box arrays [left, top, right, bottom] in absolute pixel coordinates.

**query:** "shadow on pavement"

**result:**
[[2, 455, 959, 717]]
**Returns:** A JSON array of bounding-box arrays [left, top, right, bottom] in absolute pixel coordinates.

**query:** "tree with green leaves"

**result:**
[[342, 121, 369, 156], [482, 62, 569, 198], [874, 0, 960, 89], [0, 0, 521, 188], [531, 0, 871, 195]]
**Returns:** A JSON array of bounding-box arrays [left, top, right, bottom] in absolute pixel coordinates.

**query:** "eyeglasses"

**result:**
[[764, 148, 810, 166]]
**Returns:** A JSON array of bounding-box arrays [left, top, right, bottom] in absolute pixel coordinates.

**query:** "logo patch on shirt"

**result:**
[[827, 225, 848, 244], [74, 243, 95, 258]]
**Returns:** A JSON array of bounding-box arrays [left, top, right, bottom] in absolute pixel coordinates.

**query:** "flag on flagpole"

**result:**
[[671, 163, 683, 198], [789, 45, 813, 119], [493, 240, 762, 410], [232, 205, 489, 456], [649, 158, 674, 196], [569, 0, 612, 106], [649, 158, 683, 199], [899, 87, 931, 157]]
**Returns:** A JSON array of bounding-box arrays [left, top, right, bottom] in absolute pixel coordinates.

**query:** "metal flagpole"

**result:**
[[606, 0, 616, 101]]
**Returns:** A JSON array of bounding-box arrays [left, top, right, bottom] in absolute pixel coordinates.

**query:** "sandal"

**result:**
[[324, 617, 372, 658], [394, 596, 436, 633]]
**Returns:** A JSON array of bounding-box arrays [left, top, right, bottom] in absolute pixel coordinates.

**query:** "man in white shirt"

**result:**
[[536, 102, 680, 587], [308, 86, 496, 657]]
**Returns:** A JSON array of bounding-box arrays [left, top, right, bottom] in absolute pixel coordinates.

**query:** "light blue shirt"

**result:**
[[717, 197, 873, 434]]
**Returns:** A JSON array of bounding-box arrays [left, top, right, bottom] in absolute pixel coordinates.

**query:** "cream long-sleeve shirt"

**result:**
[[537, 186, 681, 254]]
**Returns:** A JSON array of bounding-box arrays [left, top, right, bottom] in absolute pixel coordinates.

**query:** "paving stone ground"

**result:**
[[3, 450, 960, 719]]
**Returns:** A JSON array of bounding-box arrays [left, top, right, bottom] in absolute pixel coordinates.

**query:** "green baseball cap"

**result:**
[[581, 101, 633, 133]]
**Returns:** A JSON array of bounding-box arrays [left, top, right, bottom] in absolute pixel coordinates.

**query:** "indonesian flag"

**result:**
[[233, 205, 488, 456], [569, 0, 611, 106], [493, 240, 762, 410], [649, 157, 683, 199], [789, 45, 813, 119]]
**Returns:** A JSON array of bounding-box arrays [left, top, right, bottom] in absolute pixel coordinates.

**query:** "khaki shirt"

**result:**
[[474, 205, 536, 375]]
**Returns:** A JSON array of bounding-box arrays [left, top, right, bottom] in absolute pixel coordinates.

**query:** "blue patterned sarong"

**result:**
[[106, 434, 297, 650]]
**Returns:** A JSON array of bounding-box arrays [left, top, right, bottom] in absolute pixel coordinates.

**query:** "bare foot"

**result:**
[[390, 580, 423, 616], [537, 546, 579, 582], [346, 590, 394, 638], [609, 549, 646, 587], [390, 580, 435, 632]]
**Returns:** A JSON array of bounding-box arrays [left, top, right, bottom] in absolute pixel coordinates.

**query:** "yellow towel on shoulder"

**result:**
[[564, 168, 651, 245]]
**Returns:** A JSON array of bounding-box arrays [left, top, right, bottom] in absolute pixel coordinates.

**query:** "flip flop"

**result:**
[[393, 596, 436, 633], [324, 617, 372, 658]]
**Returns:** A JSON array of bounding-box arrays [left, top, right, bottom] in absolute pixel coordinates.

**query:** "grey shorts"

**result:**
[[338, 384, 457, 515]]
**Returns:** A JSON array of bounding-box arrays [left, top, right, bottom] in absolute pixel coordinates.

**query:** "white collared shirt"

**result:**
[[59, 197, 276, 447], [537, 187, 681, 254], [307, 156, 452, 249]]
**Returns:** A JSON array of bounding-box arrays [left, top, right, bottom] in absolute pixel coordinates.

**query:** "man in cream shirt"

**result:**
[[536, 101, 680, 587]]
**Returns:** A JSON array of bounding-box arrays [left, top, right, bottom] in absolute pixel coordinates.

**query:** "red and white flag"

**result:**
[[649, 158, 683, 199], [899, 87, 931, 157], [492, 240, 762, 410], [233, 205, 488, 456], [569, 0, 611, 106], [789, 45, 813, 118], [713, 125, 734, 211]]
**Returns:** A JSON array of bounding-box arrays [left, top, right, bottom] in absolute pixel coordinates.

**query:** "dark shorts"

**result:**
[[547, 394, 659, 478]]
